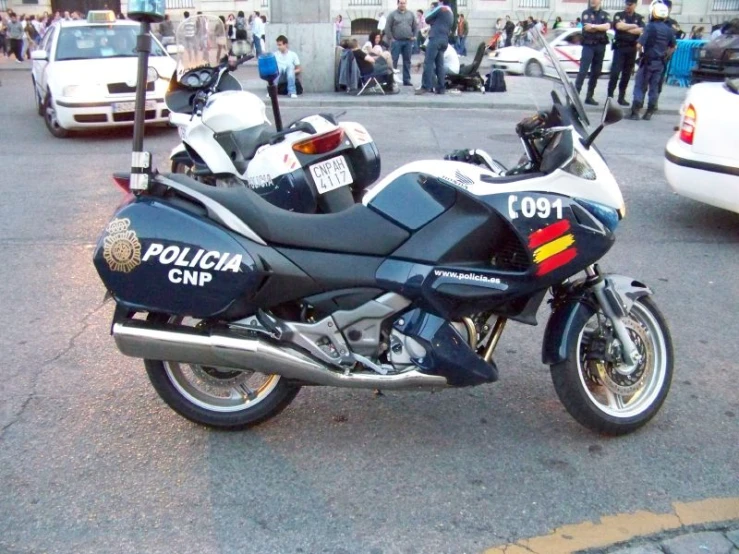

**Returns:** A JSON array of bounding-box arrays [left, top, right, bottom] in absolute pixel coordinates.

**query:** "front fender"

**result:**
[[170, 143, 188, 162], [542, 273, 652, 365]]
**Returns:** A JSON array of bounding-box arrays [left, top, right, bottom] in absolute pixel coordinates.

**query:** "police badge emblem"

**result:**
[[103, 218, 142, 273]]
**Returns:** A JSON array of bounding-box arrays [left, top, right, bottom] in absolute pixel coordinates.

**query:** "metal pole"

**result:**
[[267, 78, 283, 132], [130, 21, 152, 193]]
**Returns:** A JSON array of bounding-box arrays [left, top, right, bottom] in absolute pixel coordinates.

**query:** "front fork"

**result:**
[[585, 266, 642, 371]]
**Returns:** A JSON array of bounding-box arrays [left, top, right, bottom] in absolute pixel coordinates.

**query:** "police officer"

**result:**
[[575, 0, 611, 105], [607, 0, 644, 106], [629, 1, 676, 120]]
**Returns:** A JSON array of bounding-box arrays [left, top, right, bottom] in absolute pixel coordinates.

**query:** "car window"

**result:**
[[42, 27, 57, 56], [546, 29, 570, 43], [55, 25, 165, 61], [563, 32, 583, 46]]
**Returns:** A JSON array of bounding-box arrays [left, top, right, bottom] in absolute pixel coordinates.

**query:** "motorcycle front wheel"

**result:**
[[550, 297, 673, 436], [144, 314, 301, 430]]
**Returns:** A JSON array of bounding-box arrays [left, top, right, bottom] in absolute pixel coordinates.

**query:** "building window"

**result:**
[[0, 0, 9, 8], [348, 0, 382, 6], [166, 0, 194, 7], [22, 0, 39, 4], [713, 0, 739, 9], [519, 0, 550, 7], [352, 18, 378, 36], [458, 0, 468, 6]]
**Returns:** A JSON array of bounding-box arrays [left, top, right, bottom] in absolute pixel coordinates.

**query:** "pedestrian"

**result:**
[[377, 11, 387, 38], [274, 35, 301, 98], [414, 9, 427, 54], [6, 12, 24, 63], [386, 0, 417, 87], [629, 2, 675, 120], [504, 15, 515, 47], [226, 14, 235, 43], [0, 15, 7, 58], [158, 14, 175, 46], [553, 16, 564, 30], [574, 0, 611, 105], [607, 0, 644, 106], [25, 15, 40, 57], [216, 15, 227, 62], [456, 13, 468, 56], [416, 0, 453, 95], [251, 11, 264, 56], [334, 15, 343, 46], [235, 11, 247, 41]]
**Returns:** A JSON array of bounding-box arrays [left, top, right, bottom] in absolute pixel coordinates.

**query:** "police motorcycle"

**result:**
[[94, 22, 673, 435], [166, 15, 380, 214]]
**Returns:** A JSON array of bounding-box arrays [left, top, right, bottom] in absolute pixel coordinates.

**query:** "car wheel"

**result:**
[[44, 94, 69, 138], [32, 78, 44, 117], [524, 59, 544, 78]]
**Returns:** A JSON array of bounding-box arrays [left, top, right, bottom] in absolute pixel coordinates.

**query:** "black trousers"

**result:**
[[608, 46, 637, 98], [8, 38, 23, 61], [575, 43, 606, 98]]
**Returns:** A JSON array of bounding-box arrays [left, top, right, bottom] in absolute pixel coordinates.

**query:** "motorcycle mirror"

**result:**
[[601, 97, 624, 126]]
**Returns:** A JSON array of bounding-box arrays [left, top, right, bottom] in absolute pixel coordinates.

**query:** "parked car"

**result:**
[[664, 78, 739, 214], [691, 33, 739, 83], [31, 11, 176, 138], [490, 27, 614, 77]]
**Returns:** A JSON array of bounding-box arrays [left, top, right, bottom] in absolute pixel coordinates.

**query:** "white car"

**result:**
[[664, 79, 739, 214], [490, 28, 614, 77], [31, 12, 176, 138]]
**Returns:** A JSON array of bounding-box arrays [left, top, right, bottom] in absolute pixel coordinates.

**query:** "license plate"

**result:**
[[113, 100, 157, 113], [309, 156, 352, 195]]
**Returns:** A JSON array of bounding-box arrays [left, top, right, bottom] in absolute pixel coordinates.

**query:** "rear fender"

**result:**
[[542, 274, 652, 365], [170, 143, 190, 164]]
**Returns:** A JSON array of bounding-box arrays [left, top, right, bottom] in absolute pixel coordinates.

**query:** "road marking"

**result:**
[[483, 497, 739, 554]]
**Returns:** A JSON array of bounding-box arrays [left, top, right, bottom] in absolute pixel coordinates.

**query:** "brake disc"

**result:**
[[591, 318, 654, 396]]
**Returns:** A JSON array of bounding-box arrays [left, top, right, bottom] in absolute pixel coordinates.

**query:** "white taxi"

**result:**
[[490, 27, 614, 77], [664, 79, 739, 214], [31, 11, 176, 138]]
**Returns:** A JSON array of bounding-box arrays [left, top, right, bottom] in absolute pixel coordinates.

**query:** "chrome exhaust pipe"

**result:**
[[113, 319, 447, 390]]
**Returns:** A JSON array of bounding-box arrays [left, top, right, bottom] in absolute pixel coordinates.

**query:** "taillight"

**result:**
[[292, 128, 345, 155], [112, 173, 131, 194], [679, 104, 696, 145]]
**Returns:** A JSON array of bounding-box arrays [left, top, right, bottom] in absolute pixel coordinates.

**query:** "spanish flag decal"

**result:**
[[528, 220, 577, 276]]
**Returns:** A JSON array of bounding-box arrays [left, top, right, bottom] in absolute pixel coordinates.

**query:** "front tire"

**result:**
[[550, 297, 673, 435], [144, 315, 301, 430], [44, 94, 69, 138]]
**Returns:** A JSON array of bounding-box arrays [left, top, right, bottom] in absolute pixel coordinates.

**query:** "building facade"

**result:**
[[4, 0, 737, 43]]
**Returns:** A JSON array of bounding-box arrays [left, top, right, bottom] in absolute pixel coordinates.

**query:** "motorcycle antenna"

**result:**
[[126, 0, 166, 193]]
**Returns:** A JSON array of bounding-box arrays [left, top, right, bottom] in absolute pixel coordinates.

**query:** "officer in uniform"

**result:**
[[575, 0, 611, 105], [629, 1, 676, 120], [607, 0, 644, 106]]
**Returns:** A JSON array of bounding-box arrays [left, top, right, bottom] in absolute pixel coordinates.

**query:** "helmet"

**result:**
[[651, 1, 669, 19]]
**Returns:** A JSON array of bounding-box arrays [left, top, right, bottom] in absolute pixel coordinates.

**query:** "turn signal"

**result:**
[[679, 104, 696, 145], [292, 129, 345, 155]]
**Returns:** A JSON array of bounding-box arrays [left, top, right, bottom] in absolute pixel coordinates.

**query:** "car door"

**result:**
[[552, 31, 584, 74], [36, 26, 57, 99]]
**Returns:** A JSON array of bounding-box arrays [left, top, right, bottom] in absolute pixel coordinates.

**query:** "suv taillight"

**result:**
[[680, 104, 696, 145]]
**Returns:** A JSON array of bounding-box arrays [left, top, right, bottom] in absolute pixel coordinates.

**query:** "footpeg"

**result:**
[[256, 309, 283, 339]]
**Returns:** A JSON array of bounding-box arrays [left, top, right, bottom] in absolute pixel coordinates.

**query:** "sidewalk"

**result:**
[[0, 53, 689, 115]]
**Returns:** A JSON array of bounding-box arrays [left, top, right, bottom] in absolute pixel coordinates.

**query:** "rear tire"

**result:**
[[550, 297, 673, 435], [144, 314, 301, 430], [524, 59, 544, 78]]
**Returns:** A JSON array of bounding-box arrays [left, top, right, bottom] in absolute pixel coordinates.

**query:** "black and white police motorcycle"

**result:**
[[166, 15, 380, 214], [94, 27, 673, 436]]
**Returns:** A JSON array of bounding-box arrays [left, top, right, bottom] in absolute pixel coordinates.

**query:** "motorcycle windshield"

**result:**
[[174, 15, 230, 73], [496, 26, 591, 128]]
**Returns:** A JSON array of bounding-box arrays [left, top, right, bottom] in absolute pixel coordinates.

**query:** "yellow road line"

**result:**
[[483, 497, 739, 554], [533, 234, 575, 264]]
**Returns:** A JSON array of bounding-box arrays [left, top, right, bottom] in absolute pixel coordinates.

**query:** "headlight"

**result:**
[[62, 84, 105, 98], [726, 49, 739, 61], [562, 151, 596, 180]]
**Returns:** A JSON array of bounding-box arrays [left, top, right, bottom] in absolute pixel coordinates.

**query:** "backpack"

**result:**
[[235, 17, 245, 31], [484, 69, 506, 93]]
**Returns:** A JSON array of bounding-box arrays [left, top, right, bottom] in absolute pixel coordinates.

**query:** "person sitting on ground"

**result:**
[[275, 34, 301, 98], [351, 38, 396, 92], [363, 30, 394, 67]]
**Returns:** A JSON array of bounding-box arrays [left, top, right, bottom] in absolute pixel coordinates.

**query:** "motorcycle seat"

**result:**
[[164, 173, 410, 255], [214, 124, 275, 173]]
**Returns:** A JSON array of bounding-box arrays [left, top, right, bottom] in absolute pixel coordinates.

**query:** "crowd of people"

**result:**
[[0, 10, 93, 62]]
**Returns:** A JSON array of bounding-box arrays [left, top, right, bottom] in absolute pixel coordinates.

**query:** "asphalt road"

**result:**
[[0, 70, 737, 554]]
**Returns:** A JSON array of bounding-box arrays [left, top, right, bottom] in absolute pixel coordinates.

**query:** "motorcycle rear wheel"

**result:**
[[550, 297, 673, 436], [144, 314, 301, 430]]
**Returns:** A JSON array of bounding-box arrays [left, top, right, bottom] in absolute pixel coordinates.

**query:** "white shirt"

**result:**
[[252, 17, 265, 38], [275, 49, 300, 71], [444, 44, 459, 74], [377, 15, 386, 32], [710, 28, 722, 40]]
